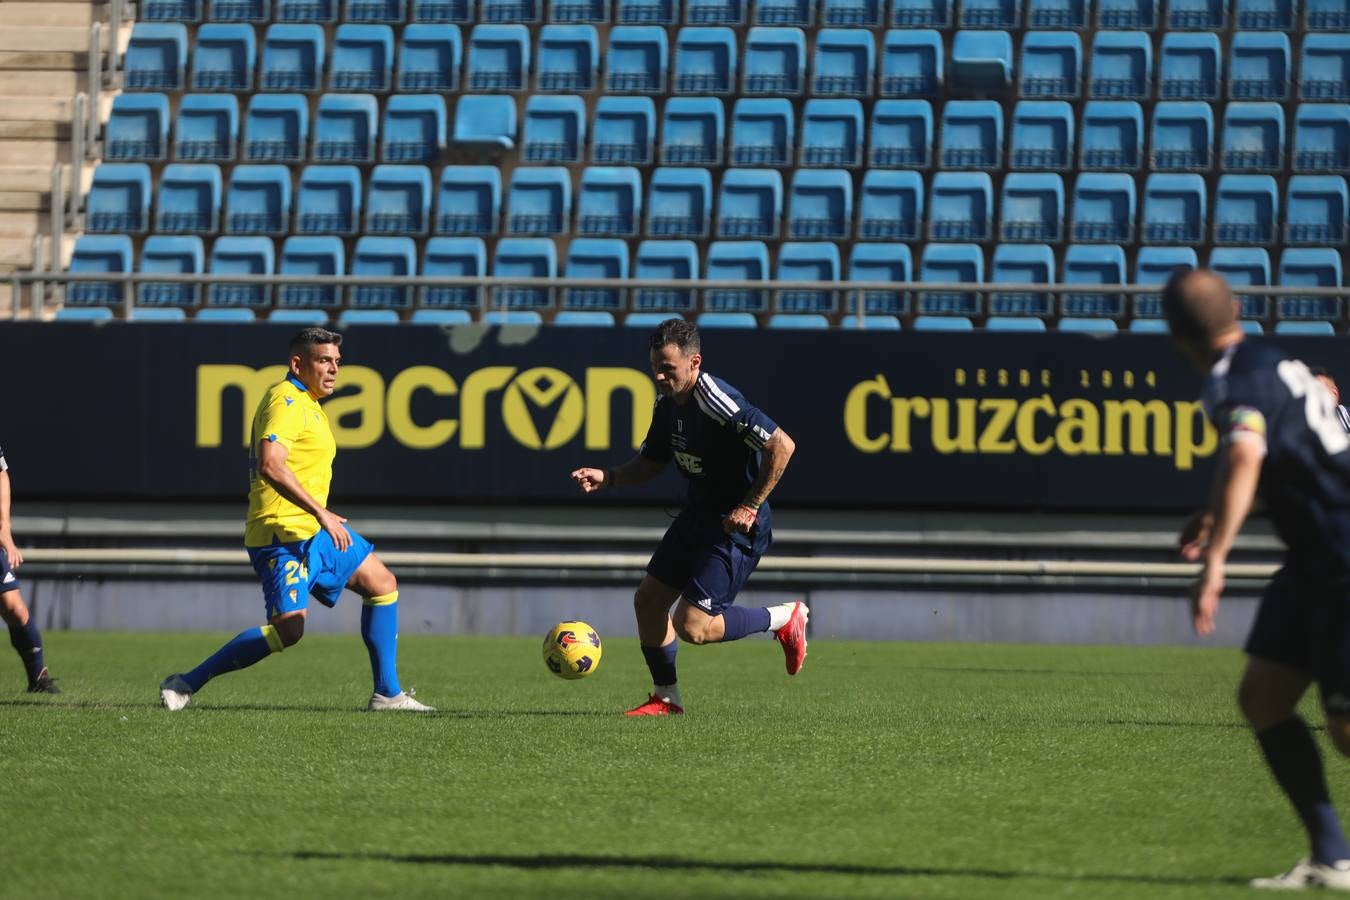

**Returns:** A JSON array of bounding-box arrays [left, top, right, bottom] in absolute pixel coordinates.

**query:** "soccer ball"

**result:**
[[543, 621, 603, 680]]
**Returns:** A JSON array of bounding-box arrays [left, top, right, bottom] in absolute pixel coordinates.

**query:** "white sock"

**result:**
[[767, 602, 796, 631], [654, 683, 682, 707]]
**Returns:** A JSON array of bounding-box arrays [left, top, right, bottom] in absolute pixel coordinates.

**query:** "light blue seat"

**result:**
[[86, 163, 152, 234], [174, 94, 237, 162], [366, 164, 432, 235], [313, 93, 378, 162], [452, 94, 517, 152], [1302, 35, 1350, 101], [768, 314, 830, 328], [1294, 104, 1350, 174], [775, 241, 840, 313], [1274, 320, 1337, 335], [482, 0, 539, 22], [859, 315, 903, 329], [687, 0, 745, 23], [507, 166, 571, 235], [1020, 32, 1081, 99], [524, 95, 586, 163], [913, 315, 974, 330], [1160, 33, 1221, 101], [614, 0, 670, 20], [674, 26, 736, 94], [592, 96, 655, 163], [409, 0, 472, 19], [1097, 0, 1156, 25], [295, 164, 362, 234], [698, 312, 759, 328], [661, 97, 724, 165], [270, 309, 330, 323], [848, 243, 912, 315], [891, 0, 951, 25], [124, 24, 188, 91], [705, 241, 770, 311], [421, 236, 487, 308], [1089, 32, 1150, 100], [1150, 102, 1212, 171], [380, 95, 445, 162], [1080, 101, 1143, 170], [989, 243, 1055, 317], [550, 0, 608, 21], [729, 98, 793, 166], [276, 0, 337, 21], [1141, 173, 1206, 245], [1000, 173, 1063, 242], [467, 24, 529, 90], [207, 235, 274, 307], [788, 169, 852, 239], [960, 0, 1018, 25], [800, 99, 863, 167], [563, 237, 628, 310], [1235, 0, 1295, 26], [626, 312, 679, 326], [717, 169, 783, 238], [55, 307, 117, 321], [1223, 103, 1285, 172], [1285, 175, 1349, 244], [144, 0, 202, 22], [940, 100, 1002, 169], [1072, 172, 1136, 243], [987, 316, 1047, 330], [351, 236, 417, 308], [858, 169, 922, 240], [340, 307, 402, 326], [812, 28, 874, 97], [139, 235, 204, 306], [646, 168, 712, 237], [1230, 33, 1290, 102], [1133, 246, 1197, 316], [929, 172, 992, 241], [633, 240, 698, 311], [155, 163, 222, 234], [880, 29, 942, 97], [536, 24, 598, 92], [1212, 246, 1272, 321], [493, 237, 557, 309], [225, 164, 291, 234], [606, 26, 667, 93], [1128, 318, 1169, 332], [1214, 175, 1278, 245], [1059, 317, 1119, 332], [411, 308, 474, 324], [576, 166, 642, 236], [196, 307, 257, 321], [555, 311, 617, 325], [106, 94, 170, 161], [1062, 244, 1126, 316], [919, 243, 983, 316], [329, 24, 394, 91], [279, 235, 345, 308], [398, 24, 462, 91], [756, 0, 812, 24], [1306, 0, 1349, 28], [260, 24, 325, 91], [243, 94, 308, 163], [1027, 0, 1087, 27], [950, 30, 1012, 93], [67, 235, 133, 306], [870, 100, 932, 168], [435, 165, 500, 234], [192, 23, 255, 91], [347, 0, 407, 23], [1278, 248, 1343, 320], [1010, 101, 1073, 170], [1169, 0, 1227, 27], [823, 0, 881, 24]]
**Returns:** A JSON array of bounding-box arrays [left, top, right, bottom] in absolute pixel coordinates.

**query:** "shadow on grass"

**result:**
[[282, 849, 1249, 888], [0, 698, 611, 718]]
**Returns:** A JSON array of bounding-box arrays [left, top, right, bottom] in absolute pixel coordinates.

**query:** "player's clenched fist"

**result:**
[[570, 467, 609, 493]]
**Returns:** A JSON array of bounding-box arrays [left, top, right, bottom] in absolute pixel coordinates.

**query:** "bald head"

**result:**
[[1162, 268, 1240, 349]]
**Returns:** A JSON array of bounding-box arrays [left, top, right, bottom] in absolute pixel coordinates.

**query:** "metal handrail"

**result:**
[[71, 94, 87, 222], [48, 165, 63, 280], [87, 23, 102, 153], [108, 0, 123, 89]]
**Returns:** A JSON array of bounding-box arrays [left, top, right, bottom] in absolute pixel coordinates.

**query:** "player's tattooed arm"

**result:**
[[1188, 438, 1263, 636], [743, 428, 796, 511], [571, 455, 668, 493]]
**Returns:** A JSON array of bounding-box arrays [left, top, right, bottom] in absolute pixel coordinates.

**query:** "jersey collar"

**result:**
[[286, 372, 311, 395]]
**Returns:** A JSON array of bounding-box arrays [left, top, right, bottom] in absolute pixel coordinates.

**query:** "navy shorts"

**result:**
[[0, 548, 18, 594], [646, 512, 764, 615], [1246, 565, 1350, 715], [246, 525, 374, 619]]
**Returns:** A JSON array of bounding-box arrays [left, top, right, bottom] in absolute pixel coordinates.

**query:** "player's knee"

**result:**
[[273, 616, 305, 647], [671, 611, 710, 645], [1237, 677, 1293, 728]]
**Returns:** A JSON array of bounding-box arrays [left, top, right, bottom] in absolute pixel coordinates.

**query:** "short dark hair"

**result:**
[[1311, 366, 1333, 380], [289, 327, 342, 357], [649, 318, 701, 356], [1162, 269, 1236, 346]]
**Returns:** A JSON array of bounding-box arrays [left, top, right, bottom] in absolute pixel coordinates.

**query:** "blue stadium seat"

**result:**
[[717, 168, 783, 237], [243, 94, 308, 162], [1079, 101, 1143, 169], [1222, 103, 1285, 172], [507, 166, 571, 235], [1229, 33, 1290, 102], [144, 0, 202, 22], [848, 242, 912, 315], [493, 237, 557, 309], [313, 93, 378, 162], [1306, 0, 1349, 28], [891, 0, 952, 25], [755, 0, 812, 24], [1278, 248, 1343, 320], [616, 0, 676, 23], [880, 29, 942, 97], [563, 238, 628, 310], [260, 24, 325, 91], [190, 24, 254, 91], [106, 94, 170, 161], [1020, 32, 1081, 99], [270, 309, 330, 323], [1235, 0, 1295, 26], [1169, 0, 1227, 27], [697, 312, 759, 328], [174, 94, 237, 162], [536, 24, 598, 91], [279, 236, 345, 309], [139, 235, 204, 306], [823, 0, 880, 24], [662, 97, 724, 165], [523, 95, 585, 163], [124, 24, 188, 91], [1128, 318, 1169, 332], [1071, 172, 1136, 242], [929, 172, 993, 241], [1150, 102, 1213, 171], [940, 100, 1002, 169], [987, 316, 1048, 331], [551, 0, 608, 22], [687, 0, 746, 23], [1028, 0, 1087, 27], [329, 24, 394, 91], [592, 96, 655, 163], [800, 99, 863, 167], [1294, 104, 1350, 173], [1213, 175, 1279, 245], [295, 165, 362, 234], [766, 314, 829, 328], [411, 308, 474, 324], [1010, 101, 1073, 170], [919, 243, 983, 316], [481, 0, 539, 22], [67, 235, 133, 306], [225, 164, 292, 234], [858, 170, 923, 239], [1000, 173, 1064, 242], [950, 30, 1013, 93], [913, 316, 974, 330], [421, 236, 486, 308], [633, 240, 698, 311], [155, 163, 221, 234], [482, 311, 544, 324], [54, 306, 116, 321], [554, 310, 616, 325], [347, 0, 407, 22], [788, 169, 852, 239], [452, 94, 517, 151], [775, 242, 840, 313], [351, 236, 416, 308], [436, 166, 500, 234], [1211, 246, 1272, 320], [381, 95, 446, 162], [398, 24, 462, 91], [337, 309, 401, 325], [674, 27, 736, 94], [132, 307, 190, 321], [1274, 321, 1337, 335], [606, 26, 667, 92], [207, 235, 274, 306], [195, 308, 257, 321], [467, 24, 529, 90], [729, 98, 793, 165], [989, 243, 1055, 316], [1058, 317, 1119, 332], [961, 0, 1018, 25], [742, 27, 806, 95], [1133, 246, 1197, 316], [646, 168, 712, 237], [1062, 244, 1126, 316], [366, 164, 432, 234], [1089, 32, 1150, 100], [576, 166, 642, 236], [1141, 173, 1206, 244], [1159, 34, 1220, 101], [276, 0, 336, 21], [813, 29, 874, 96], [1303, 36, 1350, 101], [1097, 0, 1156, 26], [870, 100, 932, 168], [1285, 175, 1349, 244], [704, 241, 770, 312]]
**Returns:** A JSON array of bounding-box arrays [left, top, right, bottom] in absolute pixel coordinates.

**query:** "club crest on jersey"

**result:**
[[673, 450, 704, 474]]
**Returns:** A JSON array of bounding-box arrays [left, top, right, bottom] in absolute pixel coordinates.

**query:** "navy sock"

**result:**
[[719, 606, 772, 642], [184, 625, 281, 693], [641, 641, 677, 686], [8, 617, 45, 686], [360, 596, 402, 698], [1257, 717, 1350, 864]]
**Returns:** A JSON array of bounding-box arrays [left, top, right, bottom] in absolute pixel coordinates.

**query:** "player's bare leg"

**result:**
[[347, 554, 433, 712], [671, 598, 808, 675], [1, 588, 57, 693], [627, 575, 682, 716]]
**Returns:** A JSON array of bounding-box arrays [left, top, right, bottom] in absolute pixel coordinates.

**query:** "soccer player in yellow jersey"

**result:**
[[159, 328, 433, 712]]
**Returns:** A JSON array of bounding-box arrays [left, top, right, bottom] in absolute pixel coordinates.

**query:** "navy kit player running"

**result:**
[[571, 319, 806, 716], [1166, 269, 1350, 890], [0, 445, 58, 694]]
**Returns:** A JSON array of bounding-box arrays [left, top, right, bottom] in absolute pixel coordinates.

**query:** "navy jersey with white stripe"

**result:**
[[640, 372, 779, 554], [1202, 340, 1350, 575]]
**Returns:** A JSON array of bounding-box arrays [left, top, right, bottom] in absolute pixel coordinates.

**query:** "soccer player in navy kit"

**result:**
[[0, 445, 59, 693], [571, 318, 806, 716], [1167, 270, 1350, 890]]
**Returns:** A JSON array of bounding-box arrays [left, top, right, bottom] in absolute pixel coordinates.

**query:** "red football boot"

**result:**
[[624, 693, 684, 716], [775, 601, 808, 675]]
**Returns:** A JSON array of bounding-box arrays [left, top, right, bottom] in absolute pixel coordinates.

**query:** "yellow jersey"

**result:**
[[244, 373, 336, 547]]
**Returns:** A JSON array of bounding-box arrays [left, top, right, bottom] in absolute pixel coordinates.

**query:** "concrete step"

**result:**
[[0, 97, 75, 124], [0, 238, 38, 268], [0, 211, 52, 236], [0, 4, 95, 27], [0, 141, 69, 166], [0, 191, 51, 212], [0, 165, 70, 193], [0, 120, 73, 140], [0, 26, 111, 54], [0, 71, 86, 96]]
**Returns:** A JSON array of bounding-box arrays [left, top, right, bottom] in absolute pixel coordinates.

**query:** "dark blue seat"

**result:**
[[1222, 102, 1285, 172], [775, 242, 841, 313], [1294, 103, 1350, 173], [191, 23, 255, 90], [67, 236, 133, 306], [124, 24, 188, 91], [225, 164, 292, 234], [493, 238, 557, 309], [1079, 101, 1143, 170], [435, 165, 501, 234], [742, 27, 806, 95], [606, 26, 667, 92], [848, 243, 912, 315], [280, 236, 345, 309], [788, 169, 852, 239], [661, 97, 724, 164], [704, 241, 770, 312], [207, 236, 274, 307], [351, 236, 417, 308], [729, 98, 793, 166], [870, 100, 932, 168], [106, 94, 170, 161], [260, 24, 325, 91], [295, 164, 363, 234], [381, 95, 446, 162], [313, 93, 378, 162], [421, 237, 487, 309], [523, 95, 586, 163], [592, 96, 655, 163], [673, 26, 736, 94], [397, 24, 462, 91], [536, 24, 598, 91], [139, 235, 205, 307], [1214, 175, 1279, 244], [1010, 101, 1074, 170], [928, 172, 993, 241], [990, 243, 1056, 317], [563, 238, 628, 310], [717, 168, 783, 238], [174, 94, 238, 161], [646, 168, 712, 237], [366, 164, 432, 234], [506, 166, 571, 234], [576, 166, 642, 236], [243, 94, 308, 162], [155, 163, 222, 234], [1000, 173, 1064, 242], [1150, 102, 1213, 171], [800, 99, 863, 167], [858, 170, 923, 240], [919, 243, 983, 316]]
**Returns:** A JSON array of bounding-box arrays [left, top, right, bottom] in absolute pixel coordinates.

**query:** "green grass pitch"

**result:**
[[0, 631, 1336, 899]]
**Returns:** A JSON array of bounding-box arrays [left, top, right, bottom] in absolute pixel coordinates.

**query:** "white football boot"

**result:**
[[367, 689, 436, 712], [159, 674, 194, 711], [1251, 858, 1350, 891]]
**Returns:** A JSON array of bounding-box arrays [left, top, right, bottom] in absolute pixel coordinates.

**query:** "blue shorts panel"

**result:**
[[0, 548, 19, 594], [646, 514, 761, 615], [1246, 566, 1350, 715], [247, 526, 374, 619]]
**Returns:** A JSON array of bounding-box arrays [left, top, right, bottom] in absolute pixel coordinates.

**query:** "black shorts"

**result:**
[[0, 548, 19, 594], [646, 512, 764, 615], [1246, 565, 1350, 715]]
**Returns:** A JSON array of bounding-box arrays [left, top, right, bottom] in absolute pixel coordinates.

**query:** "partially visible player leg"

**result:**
[[346, 553, 433, 712], [1, 585, 57, 693], [628, 575, 683, 716]]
